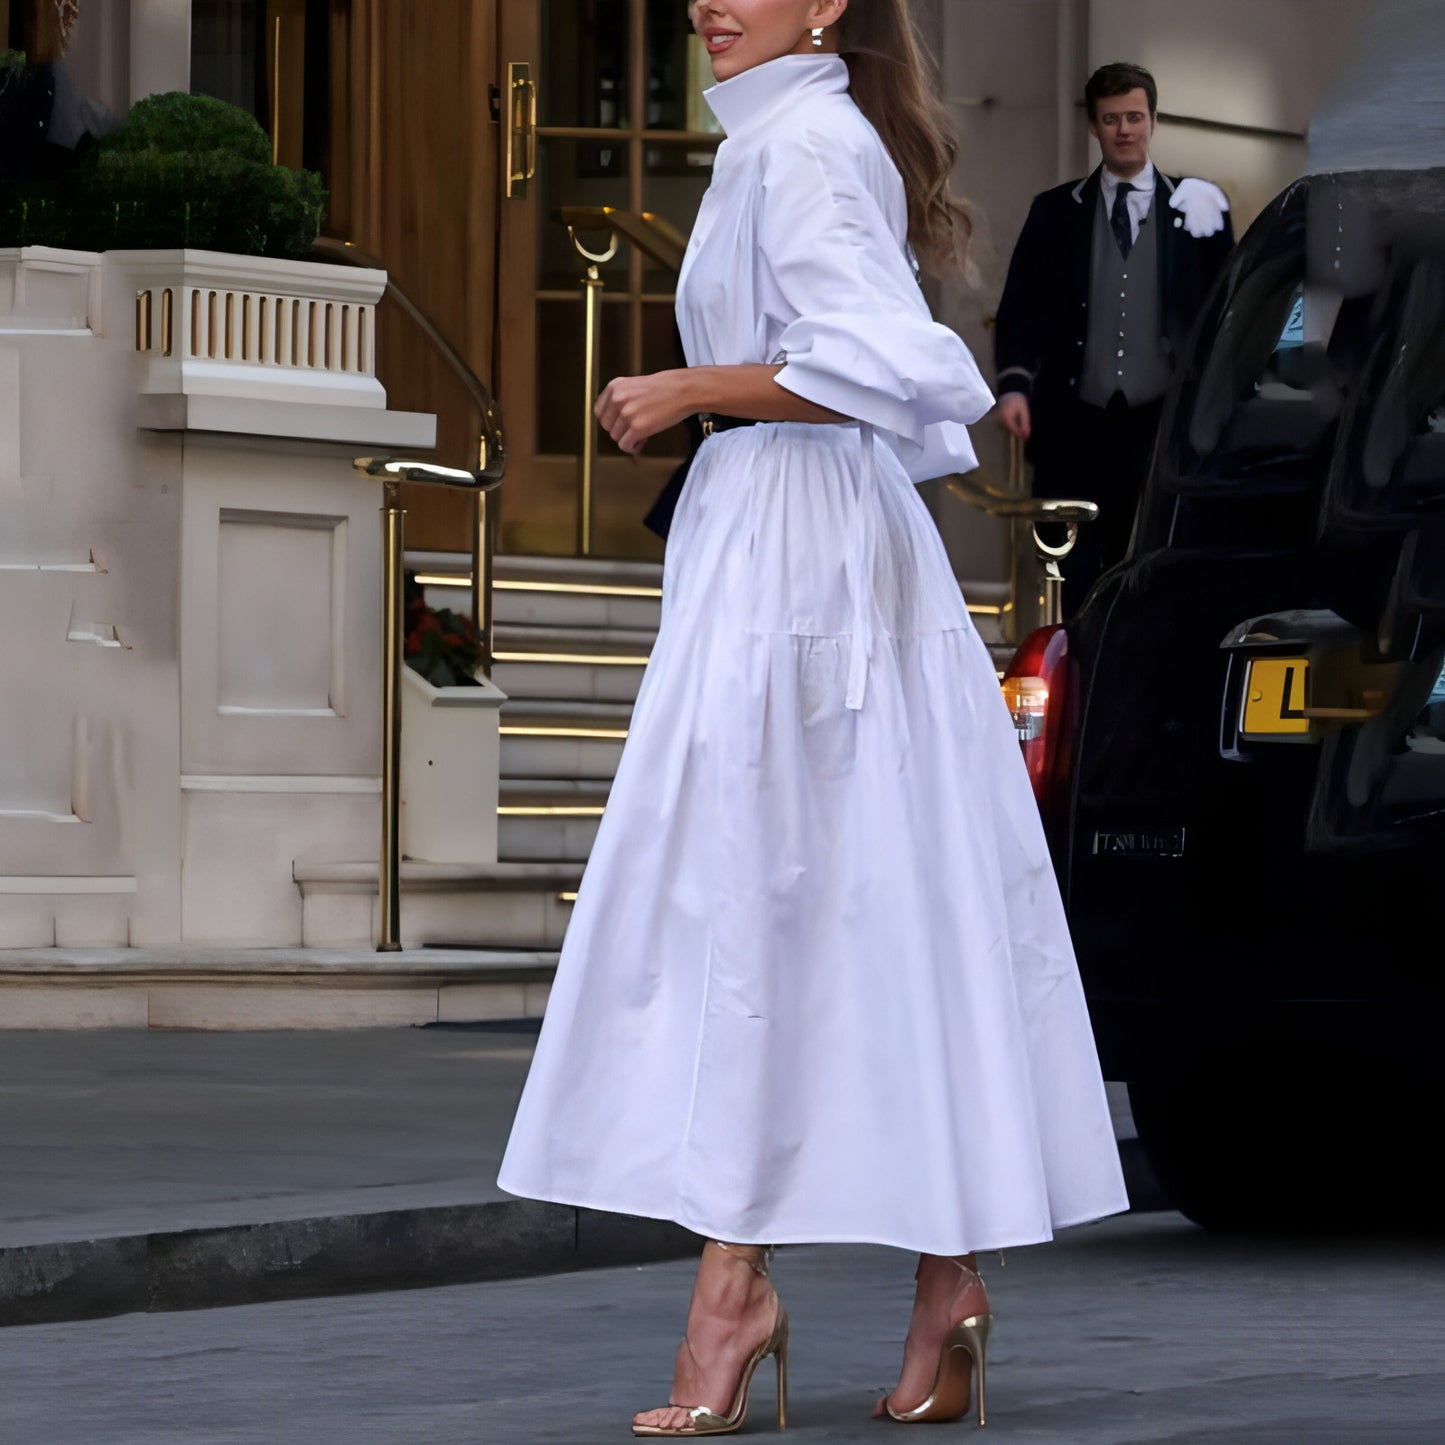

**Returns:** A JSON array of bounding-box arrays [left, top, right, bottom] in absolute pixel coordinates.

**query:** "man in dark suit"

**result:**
[[994, 62, 1235, 613]]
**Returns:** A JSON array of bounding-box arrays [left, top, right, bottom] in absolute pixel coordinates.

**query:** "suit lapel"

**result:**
[[1073, 166, 1103, 310], [1155, 172, 1179, 349]]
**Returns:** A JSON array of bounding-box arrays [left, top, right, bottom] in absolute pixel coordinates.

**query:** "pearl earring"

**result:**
[[811, 27, 825, 48]]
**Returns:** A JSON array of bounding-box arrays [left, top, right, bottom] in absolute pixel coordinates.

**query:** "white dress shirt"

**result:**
[[1100, 160, 1156, 244], [675, 54, 995, 483]]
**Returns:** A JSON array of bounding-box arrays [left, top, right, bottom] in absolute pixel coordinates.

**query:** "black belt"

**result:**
[[697, 412, 759, 439]]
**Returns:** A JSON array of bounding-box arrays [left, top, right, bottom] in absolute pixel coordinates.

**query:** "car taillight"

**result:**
[[1002, 625, 1069, 808]]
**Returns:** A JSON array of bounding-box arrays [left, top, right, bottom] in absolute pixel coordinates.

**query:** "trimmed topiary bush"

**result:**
[[0, 90, 326, 258], [99, 91, 274, 166]]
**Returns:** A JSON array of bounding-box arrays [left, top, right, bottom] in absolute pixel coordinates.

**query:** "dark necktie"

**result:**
[[1111, 182, 1135, 258]]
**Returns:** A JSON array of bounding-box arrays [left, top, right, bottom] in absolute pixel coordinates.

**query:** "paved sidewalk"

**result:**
[[3, 1212, 1442, 1444], [0, 1027, 531, 1247], [0, 1025, 1150, 1327]]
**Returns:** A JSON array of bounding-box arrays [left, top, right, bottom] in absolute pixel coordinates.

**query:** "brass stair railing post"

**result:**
[[311, 237, 507, 665], [1007, 433, 1026, 644], [556, 208, 686, 559], [564, 225, 620, 557], [356, 458, 505, 953], [945, 473, 1098, 634], [379, 478, 405, 951], [471, 483, 496, 674], [1033, 526, 1078, 628]]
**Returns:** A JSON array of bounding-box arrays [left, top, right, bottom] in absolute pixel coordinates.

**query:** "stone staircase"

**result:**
[[282, 551, 1013, 1023], [488, 556, 659, 866], [6, 552, 1014, 1028], [287, 553, 665, 1017]]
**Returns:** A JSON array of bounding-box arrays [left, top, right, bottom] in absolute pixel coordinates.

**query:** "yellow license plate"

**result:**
[[1241, 657, 1309, 736]]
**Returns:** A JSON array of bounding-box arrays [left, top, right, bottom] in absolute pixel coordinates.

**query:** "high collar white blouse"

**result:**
[[678, 54, 994, 483]]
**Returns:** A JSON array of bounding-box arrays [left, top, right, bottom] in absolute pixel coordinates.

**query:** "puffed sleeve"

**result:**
[[759, 127, 994, 451]]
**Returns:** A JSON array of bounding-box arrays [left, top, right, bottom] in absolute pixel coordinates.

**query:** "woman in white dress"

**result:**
[[499, 0, 1130, 1433]]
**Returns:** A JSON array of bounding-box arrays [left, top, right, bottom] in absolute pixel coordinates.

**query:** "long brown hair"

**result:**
[[836, 0, 972, 276]]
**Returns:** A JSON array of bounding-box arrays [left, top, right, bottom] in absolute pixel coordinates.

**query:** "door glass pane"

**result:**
[[537, 136, 632, 290], [537, 297, 631, 455], [191, 0, 267, 121], [641, 140, 715, 285], [191, 1, 322, 172], [646, 1, 722, 133], [642, 298, 691, 454], [541, 0, 630, 129]]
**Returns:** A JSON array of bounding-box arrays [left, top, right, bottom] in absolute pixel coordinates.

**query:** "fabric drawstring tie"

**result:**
[[843, 425, 882, 711]]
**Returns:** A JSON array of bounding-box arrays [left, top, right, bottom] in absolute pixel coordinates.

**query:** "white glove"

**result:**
[[1168, 178, 1230, 238]]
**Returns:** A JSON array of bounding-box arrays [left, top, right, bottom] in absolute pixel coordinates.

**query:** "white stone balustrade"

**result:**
[[125, 249, 385, 408]]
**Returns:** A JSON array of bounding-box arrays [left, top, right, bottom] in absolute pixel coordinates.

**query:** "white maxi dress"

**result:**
[[498, 53, 1129, 1255]]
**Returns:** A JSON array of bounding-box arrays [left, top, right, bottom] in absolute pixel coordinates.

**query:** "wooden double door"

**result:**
[[189, 0, 722, 558]]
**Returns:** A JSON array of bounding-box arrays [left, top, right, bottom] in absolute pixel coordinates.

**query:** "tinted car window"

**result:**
[[1163, 176, 1401, 497], [1357, 258, 1445, 508]]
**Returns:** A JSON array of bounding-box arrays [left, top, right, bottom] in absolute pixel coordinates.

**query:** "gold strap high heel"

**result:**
[[632, 1242, 790, 1438], [885, 1259, 991, 1428]]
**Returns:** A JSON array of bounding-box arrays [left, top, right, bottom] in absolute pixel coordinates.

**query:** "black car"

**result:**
[[1003, 166, 1445, 1229]]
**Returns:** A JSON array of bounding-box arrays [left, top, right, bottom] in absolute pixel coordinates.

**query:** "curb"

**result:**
[[0, 1201, 698, 1330], [0, 1143, 1167, 1330]]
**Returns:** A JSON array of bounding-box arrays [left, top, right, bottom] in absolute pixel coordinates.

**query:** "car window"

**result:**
[[1187, 255, 1306, 458], [1185, 260, 1353, 481], [1408, 656, 1445, 754], [1360, 258, 1445, 498], [1171, 178, 1389, 492]]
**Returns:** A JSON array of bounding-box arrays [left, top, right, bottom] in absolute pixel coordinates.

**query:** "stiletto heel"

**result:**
[[884, 1260, 991, 1428], [974, 1316, 987, 1427], [633, 1242, 789, 1437], [775, 1308, 790, 1430]]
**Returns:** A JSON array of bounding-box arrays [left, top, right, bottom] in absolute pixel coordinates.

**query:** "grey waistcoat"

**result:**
[[1079, 187, 1172, 408]]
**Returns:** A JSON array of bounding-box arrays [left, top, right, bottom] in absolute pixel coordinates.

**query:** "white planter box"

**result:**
[[401, 665, 507, 864]]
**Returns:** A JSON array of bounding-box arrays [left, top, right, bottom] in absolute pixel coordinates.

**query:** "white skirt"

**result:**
[[498, 422, 1129, 1254]]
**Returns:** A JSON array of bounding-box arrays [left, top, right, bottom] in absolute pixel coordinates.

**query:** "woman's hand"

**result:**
[[596, 370, 698, 456]]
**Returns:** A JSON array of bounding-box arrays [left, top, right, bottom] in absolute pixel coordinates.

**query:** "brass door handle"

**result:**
[[505, 62, 538, 200]]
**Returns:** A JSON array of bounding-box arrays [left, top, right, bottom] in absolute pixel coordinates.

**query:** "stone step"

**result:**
[[410, 551, 664, 633], [495, 583, 662, 633], [960, 579, 1011, 649], [495, 554, 665, 588], [500, 702, 632, 780], [0, 946, 559, 1030], [414, 551, 1010, 649], [498, 779, 610, 863], [294, 859, 581, 952], [494, 621, 658, 655], [410, 550, 664, 587], [491, 623, 653, 703]]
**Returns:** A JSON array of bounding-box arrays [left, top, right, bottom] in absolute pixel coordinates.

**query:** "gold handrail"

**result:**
[[562, 221, 620, 556], [946, 437, 1099, 632], [557, 208, 685, 555], [560, 206, 687, 273], [311, 237, 505, 479], [310, 237, 508, 954], [946, 474, 1099, 524], [352, 458, 502, 953], [311, 235, 505, 668]]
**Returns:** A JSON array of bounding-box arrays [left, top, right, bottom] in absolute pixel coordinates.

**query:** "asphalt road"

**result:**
[[3, 1211, 1441, 1444]]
